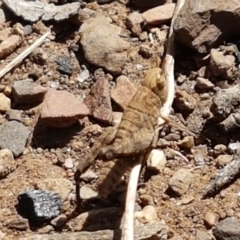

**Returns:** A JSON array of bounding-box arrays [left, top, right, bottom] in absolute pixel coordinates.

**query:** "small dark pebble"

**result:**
[[55, 56, 73, 75], [18, 189, 62, 222]]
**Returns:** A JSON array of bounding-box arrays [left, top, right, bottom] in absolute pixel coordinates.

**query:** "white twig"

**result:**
[[121, 1, 185, 239], [0, 31, 50, 79], [121, 156, 143, 240]]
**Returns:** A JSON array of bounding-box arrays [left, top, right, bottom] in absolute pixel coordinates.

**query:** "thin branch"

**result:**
[[120, 156, 143, 240], [0, 31, 50, 79], [121, 1, 185, 239]]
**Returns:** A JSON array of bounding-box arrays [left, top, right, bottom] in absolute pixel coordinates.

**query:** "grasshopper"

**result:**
[[75, 68, 191, 197]]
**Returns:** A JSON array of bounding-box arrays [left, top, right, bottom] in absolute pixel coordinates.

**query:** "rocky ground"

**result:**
[[1, 0, 240, 239]]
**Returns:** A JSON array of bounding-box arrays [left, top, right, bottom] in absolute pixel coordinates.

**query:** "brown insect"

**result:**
[[75, 67, 170, 197]]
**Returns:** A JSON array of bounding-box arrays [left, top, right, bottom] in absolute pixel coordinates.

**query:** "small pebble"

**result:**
[[168, 168, 194, 196], [80, 169, 98, 181], [80, 185, 98, 199], [3, 86, 11, 97], [215, 154, 233, 167], [135, 205, 158, 224], [214, 144, 227, 156], [64, 158, 74, 169], [146, 149, 166, 172], [196, 77, 214, 89], [178, 136, 194, 149], [50, 214, 67, 228], [204, 212, 216, 227]]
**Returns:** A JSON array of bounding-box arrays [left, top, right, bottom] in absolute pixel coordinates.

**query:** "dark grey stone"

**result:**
[[55, 56, 73, 75], [18, 189, 62, 222]]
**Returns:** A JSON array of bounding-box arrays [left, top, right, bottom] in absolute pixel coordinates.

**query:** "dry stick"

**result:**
[[0, 31, 50, 79], [202, 148, 240, 198], [121, 1, 185, 239], [121, 156, 143, 240]]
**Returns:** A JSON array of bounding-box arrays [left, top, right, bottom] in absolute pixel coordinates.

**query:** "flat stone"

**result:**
[[84, 77, 112, 124], [0, 35, 21, 59], [142, 3, 175, 25], [12, 79, 47, 104], [0, 121, 30, 157], [40, 89, 89, 128], [34, 178, 73, 201], [79, 16, 130, 74], [111, 75, 136, 110], [174, 0, 240, 53], [168, 168, 194, 196], [213, 217, 240, 240], [0, 93, 10, 112]]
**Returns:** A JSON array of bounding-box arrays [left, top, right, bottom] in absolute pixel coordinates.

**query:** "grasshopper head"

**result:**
[[142, 68, 167, 102]]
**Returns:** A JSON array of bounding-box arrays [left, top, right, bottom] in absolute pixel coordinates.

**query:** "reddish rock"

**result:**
[[111, 75, 136, 110], [0, 35, 21, 59], [84, 77, 112, 124], [142, 3, 175, 25], [40, 89, 89, 128]]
